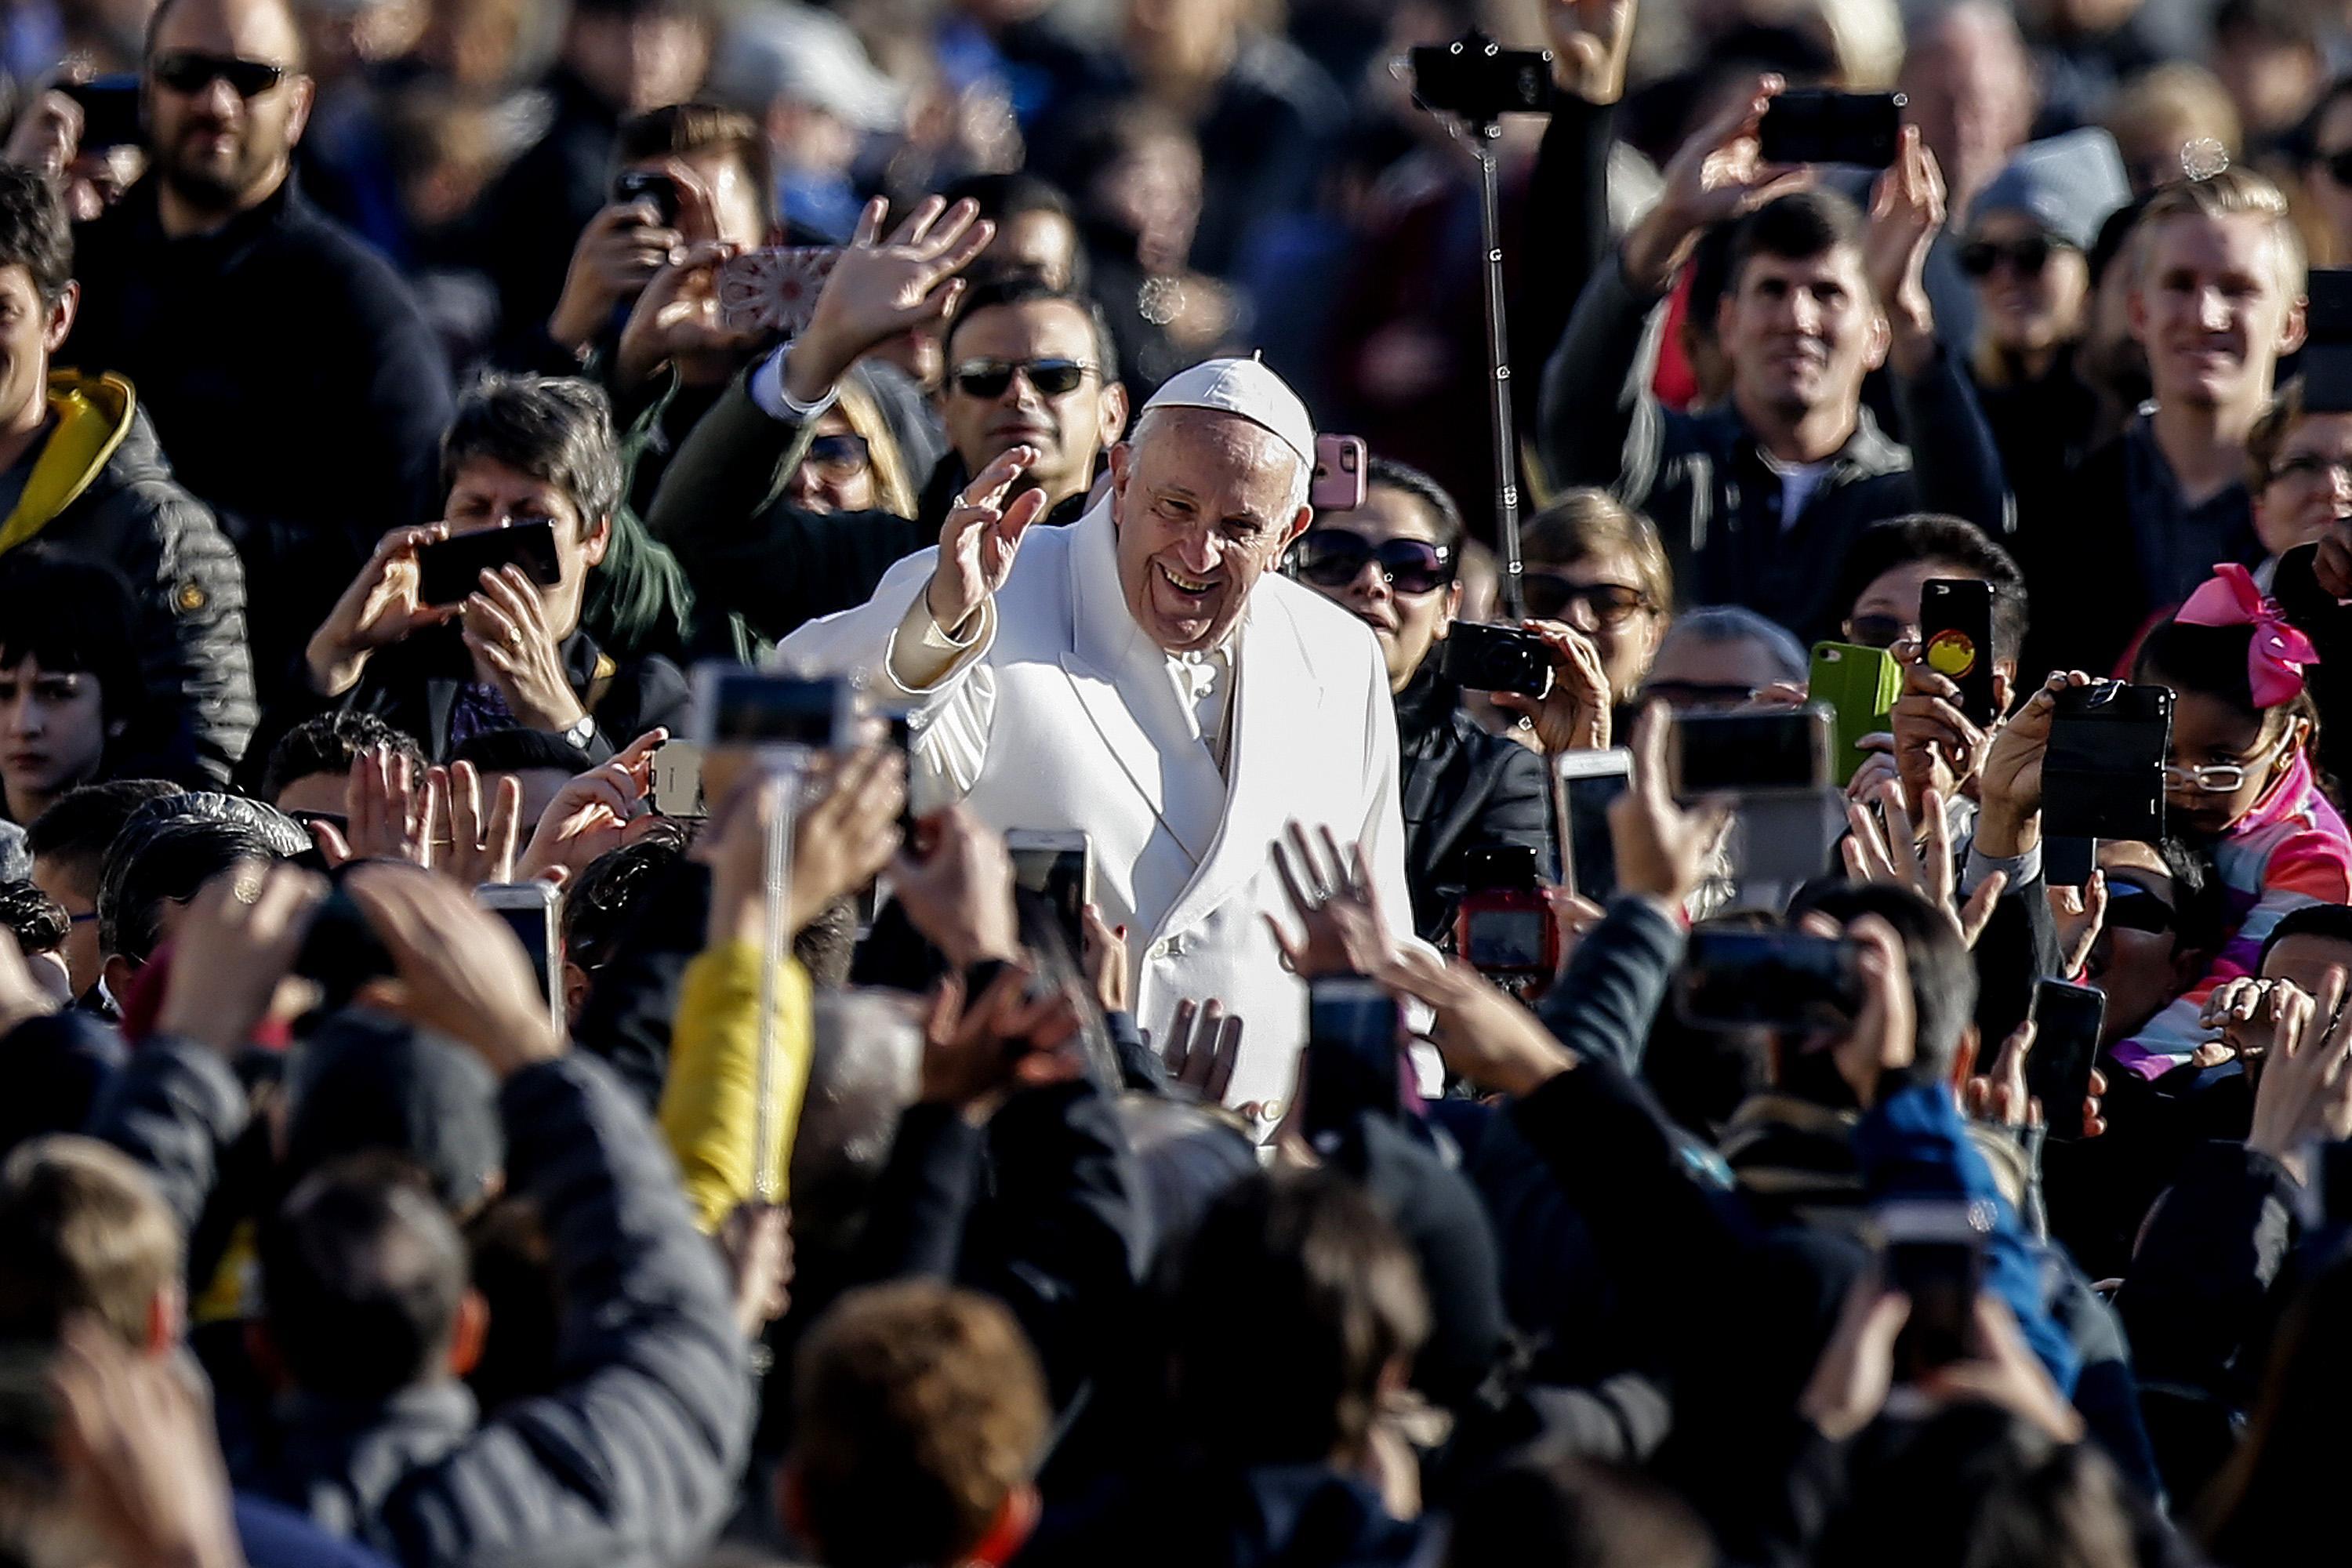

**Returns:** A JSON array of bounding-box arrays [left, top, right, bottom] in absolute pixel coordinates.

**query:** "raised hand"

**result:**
[[2046, 871, 2107, 978], [1161, 996, 1244, 1103], [1842, 781, 2006, 949], [890, 806, 1020, 969], [1609, 702, 1730, 906], [433, 760, 524, 888], [1886, 643, 1987, 816], [2203, 975, 2303, 1063], [615, 238, 763, 390], [919, 960, 1085, 1122], [1545, 0, 1637, 105], [344, 861, 564, 1076], [925, 445, 1048, 632], [305, 524, 454, 696], [786, 195, 995, 399], [1622, 74, 1806, 291], [49, 1319, 245, 1568], [340, 742, 434, 866], [461, 564, 589, 734], [154, 862, 328, 1053], [1081, 903, 1131, 1014], [699, 742, 906, 947], [1495, 619, 1613, 753], [548, 198, 683, 354], [1266, 822, 1396, 980], [2246, 969, 2351, 1181], [1827, 913, 1915, 1108], [517, 728, 667, 883], [1377, 942, 1573, 1099], [1965, 1016, 2109, 1138], [1978, 671, 2094, 855], [1862, 125, 1947, 368]]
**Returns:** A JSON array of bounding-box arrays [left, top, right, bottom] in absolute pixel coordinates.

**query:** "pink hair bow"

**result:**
[[2176, 563, 2319, 708]]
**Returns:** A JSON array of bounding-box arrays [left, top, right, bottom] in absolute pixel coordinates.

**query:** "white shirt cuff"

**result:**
[[748, 345, 840, 423]]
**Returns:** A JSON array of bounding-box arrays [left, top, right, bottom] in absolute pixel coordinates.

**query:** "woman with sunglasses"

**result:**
[[784, 373, 918, 521], [1957, 131, 2132, 510], [1287, 458, 1551, 945], [1519, 491, 1672, 722]]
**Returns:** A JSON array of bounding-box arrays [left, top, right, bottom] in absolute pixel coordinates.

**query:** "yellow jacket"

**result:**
[[659, 942, 814, 1232]]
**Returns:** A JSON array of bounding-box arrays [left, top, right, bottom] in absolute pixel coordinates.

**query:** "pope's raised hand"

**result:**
[[925, 444, 1047, 631]]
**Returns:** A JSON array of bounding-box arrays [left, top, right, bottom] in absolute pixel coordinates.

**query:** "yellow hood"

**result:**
[[0, 371, 136, 557]]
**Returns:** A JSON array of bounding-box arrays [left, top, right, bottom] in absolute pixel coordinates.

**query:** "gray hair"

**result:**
[[1657, 606, 1809, 684], [440, 373, 626, 527], [1130, 405, 1312, 521], [788, 988, 923, 1264]]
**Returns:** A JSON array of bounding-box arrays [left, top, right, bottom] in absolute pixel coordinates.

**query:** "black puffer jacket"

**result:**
[[1392, 662, 1553, 946]]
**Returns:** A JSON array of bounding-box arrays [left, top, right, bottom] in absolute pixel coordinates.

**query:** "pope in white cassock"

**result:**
[[778, 336, 1417, 1118]]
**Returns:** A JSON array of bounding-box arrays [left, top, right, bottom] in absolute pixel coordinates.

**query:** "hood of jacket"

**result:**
[[0, 370, 140, 555]]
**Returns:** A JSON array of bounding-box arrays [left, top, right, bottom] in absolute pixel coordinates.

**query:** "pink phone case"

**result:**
[[717, 247, 841, 336], [1312, 434, 1366, 511]]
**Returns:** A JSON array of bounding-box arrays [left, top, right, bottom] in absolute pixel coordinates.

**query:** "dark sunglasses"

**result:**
[[2321, 148, 2352, 188], [951, 358, 1093, 399], [286, 808, 349, 836], [1523, 573, 1653, 626], [151, 52, 289, 98], [1638, 678, 1759, 710], [805, 432, 870, 476], [1293, 529, 1454, 596], [2102, 880, 2176, 935], [1846, 612, 1912, 651], [1958, 234, 2060, 280]]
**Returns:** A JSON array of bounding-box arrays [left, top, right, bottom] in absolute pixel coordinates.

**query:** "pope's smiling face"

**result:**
[[1109, 408, 1311, 655]]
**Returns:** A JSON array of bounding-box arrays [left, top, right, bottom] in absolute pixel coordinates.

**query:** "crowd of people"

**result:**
[[5, 0, 2352, 1565]]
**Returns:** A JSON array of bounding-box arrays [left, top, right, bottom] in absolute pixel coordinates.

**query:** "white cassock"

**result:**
[[775, 494, 1421, 1115]]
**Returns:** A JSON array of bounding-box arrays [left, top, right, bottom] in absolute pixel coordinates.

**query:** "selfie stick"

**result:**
[[753, 761, 801, 1206], [1464, 113, 1526, 621]]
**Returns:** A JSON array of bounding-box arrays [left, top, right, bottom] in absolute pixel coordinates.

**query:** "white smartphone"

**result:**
[[652, 739, 706, 819], [1004, 829, 1092, 953], [689, 662, 853, 753], [1552, 748, 1633, 902], [476, 882, 564, 1028]]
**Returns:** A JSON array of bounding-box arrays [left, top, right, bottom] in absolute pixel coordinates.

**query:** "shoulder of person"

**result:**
[[1257, 569, 1384, 678]]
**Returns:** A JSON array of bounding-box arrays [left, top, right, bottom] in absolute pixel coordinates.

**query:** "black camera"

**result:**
[[1408, 31, 1554, 121], [613, 169, 682, 228], [1441, 621, 1552, 697]]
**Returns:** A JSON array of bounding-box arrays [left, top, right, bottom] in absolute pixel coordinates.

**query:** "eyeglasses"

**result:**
[[1522, 572, 1653, 626], [151, 52, 289, 98], [1292, 529, 1454, 596], [2268, 452, 2352, 488], [805, 433, 870, 477], [2162, 731, 2296, 794], [2321, 148, 2352, 188], [1844, 613, 1912, 651], [950, 358, 1094, 399], [1958, 235, 2063, 280], [286, 809, 349, 836], [1638, 678, 1761, 710], [2101, 880, 2177, 935]]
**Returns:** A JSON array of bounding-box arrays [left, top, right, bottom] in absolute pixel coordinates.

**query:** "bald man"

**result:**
[[56, 0, 452, 715]]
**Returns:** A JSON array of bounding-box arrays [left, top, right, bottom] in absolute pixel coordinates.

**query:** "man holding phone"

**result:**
[[285, 374, 689, 764], [1537, 76, 2010, 646]]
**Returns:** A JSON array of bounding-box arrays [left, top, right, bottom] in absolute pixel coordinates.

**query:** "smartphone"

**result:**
[[60, 75, 140, 150], [2042, 683, 2172, 844], [416, 521, 562, 608], [1440, 621, 1552, 697], [1407, 40, 1554, 119], [1809, 641, 1903, 785], [1676, 927, 1861, 1029], [691, 665, 852, 753], [1310, 434, 1367, 512], [651, 739, 706, 819], [1453, 844, 1555, 978], [717, 246, 841, 336], [1877, 1198, 1990, 1378], [2028, 978, 2106, 1141], [1554, 748, 1632, 902], [477, 882, 563, 1028], [1670, 706, 1832, 798], [1303, 976, 1404, 1151], [1005, 829, 1091, 955], [1921, 579, 1998, 727], [612, 169, 681, 227], [1757, 89, 1907, 168]]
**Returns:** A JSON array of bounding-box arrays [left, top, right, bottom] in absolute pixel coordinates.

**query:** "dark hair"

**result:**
[[1446, 1453, 1715, 1568], [97, 795, 300, 963], [1725, 190, 1867, 296], [441, 373, 625, 529], [562, 826, 689, 974], [2215, 0, 2322, 50], [260, 712, 426, 804], [614, 101, 775, 235], [145, 0, 309, 71], [448, 727, 588, 777], [0, 548, 146, 731], [0, 880, 68, 957], [24, 779, 179, 879], [2154, 835, 2229, 960], [2136, 608, 2321, 742], [2257, 901, 2352, 973], [942, 170, 1076, 227], [1831, 515, 2031, 662], [1363, 456, 1465, 557], [1785, 880, 1977, 1083], [944, 276, 1120, 388], [0, 162, 72, 305], [259, 1156, 468, 1402], [1172, 1169, 1429, 1465]]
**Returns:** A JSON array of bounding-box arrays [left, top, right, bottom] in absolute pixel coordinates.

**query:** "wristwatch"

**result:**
[[561, 713, 597, 750]]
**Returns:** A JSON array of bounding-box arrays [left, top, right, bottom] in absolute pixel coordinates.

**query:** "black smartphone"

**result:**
[[1676, 927, 1862, 1029], [1406, 39, 1554, 118], [1671, 707, 1831, 797], [1303, 976, 1404, 1149], [612, 169, 681, 227], [1757, 89, 1907, 168], [1920, 578, 1998, 727], [2042, 683, 2172, 844], [1454, 844, 1555, 977], [60, 75, 141, 150], [1879, 1199, 1989, 1378], [1006, 830, 1091, 955], [690, 666, 851, 751], [416, 521, 561, 608], [2028, 978, 2106, 1141], [1440, 621, 1552, 697]]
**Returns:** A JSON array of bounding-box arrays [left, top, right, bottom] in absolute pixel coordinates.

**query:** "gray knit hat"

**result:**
[[1967, 129, 2133, 252]]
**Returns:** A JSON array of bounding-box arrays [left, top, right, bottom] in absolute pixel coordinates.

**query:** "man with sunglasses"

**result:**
[[1289, 459, 1550, 944], [53, 0, 451, 706]]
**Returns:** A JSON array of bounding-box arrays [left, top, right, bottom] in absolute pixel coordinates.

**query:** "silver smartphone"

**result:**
[[476, 881, 564, 1028]]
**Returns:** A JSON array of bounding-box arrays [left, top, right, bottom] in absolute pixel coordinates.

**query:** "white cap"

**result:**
[[1140, 356, 1316, 468], [710, 3, 905, 133]]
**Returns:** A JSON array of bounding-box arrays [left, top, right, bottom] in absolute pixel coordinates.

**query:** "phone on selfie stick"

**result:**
[[691, 665, 852, 1201]]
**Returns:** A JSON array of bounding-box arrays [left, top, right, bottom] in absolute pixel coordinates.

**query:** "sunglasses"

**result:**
[[1958, 234, 2062, 280], [1638, 678, 1760, 710], [151, 51, 289, 98], [1522, 573, 1653, 626], [1292, 529, 1454, 596], [2321, 148, 2352, 188], [1846, 612, 1912, 651], [951, 358, 1094, 399], [805, 432, 870, 477], [2101, 880, 2176, 935]]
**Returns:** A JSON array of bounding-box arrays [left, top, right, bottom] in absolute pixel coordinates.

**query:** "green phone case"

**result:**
[[1809, 641, 1903, 785]]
